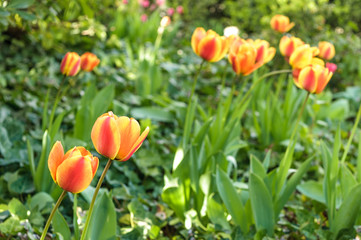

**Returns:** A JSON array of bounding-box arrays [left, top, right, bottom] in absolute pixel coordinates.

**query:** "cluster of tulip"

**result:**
[[60, 52, 100, 76], [41, 52, 149, 239], [191, 27, 276, 76], [271, 14, 336, 94]]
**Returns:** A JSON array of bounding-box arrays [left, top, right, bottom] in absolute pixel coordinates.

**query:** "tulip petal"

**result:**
[[191, 27, 206, 55], [48, 141, 64, 183], [198, 36, 221, 62], [120, 126, 150, 162], [56, 156, 93, 193], [115, 117, 141, 160], [91, 114, 121, 159], [299, 67, 317, 93], [91, 157, 99, 178]]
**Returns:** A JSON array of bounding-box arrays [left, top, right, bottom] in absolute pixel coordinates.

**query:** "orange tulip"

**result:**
[[293, 64, 333, 94], [270, 15, 295, 33], [289, 44, 320, 69], [248, 39, 276, 64], [318, 41, 335, 60], [279, 35, 304, 60], [60, 52, 81, 76], [91, 112, 150, 161], [228, 39, 261, 76], [191, 27, 229, 62], [48, 141, 99, 193], [80, 52, 100, 72]]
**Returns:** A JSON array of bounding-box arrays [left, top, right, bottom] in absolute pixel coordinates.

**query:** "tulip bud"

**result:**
[[48, 141, 99, 193], [270, 15, 295, 33], [60, 52, 81, 76], [191, 27, 229, 62], [326, 62, 337, 73], [279, 35, 304, 60], [318, 41, 335, 60], [293, 64, 333, 94], [80, 52, 100, 72]]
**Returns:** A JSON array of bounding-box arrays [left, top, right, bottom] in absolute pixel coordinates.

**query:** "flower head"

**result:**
[[279, 35, 304, 61], [289, 44, 319, 69], [191, 27, 229, 62], [270, 15, 295, 33], [60, 52, 81, 76], [48, 142, 99, 193], [80, 52, 100, 72], [91, 112, 150, 161], [293, 64, 333, 94], [318, 41, 335, 60], [228, 39, 260, 76]]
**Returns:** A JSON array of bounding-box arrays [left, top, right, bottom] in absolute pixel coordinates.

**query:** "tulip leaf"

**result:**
[[216, 168, 248, 233], [34, 131, 53, 192], [131, 107, 174, 122], [297, 180, 325, 204], [52, 209, 71, 240], [84, 191, 117, 240], [7, 0, 34, 9], [91, 83, 115, 124], [249, 173, 274, 236]]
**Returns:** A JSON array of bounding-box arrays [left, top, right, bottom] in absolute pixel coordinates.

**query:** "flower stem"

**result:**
[[341, 102, 361, 164], [80, 159, 113, 240], [48, 75, 67, 131], [73, 193, 80, 240], [40, 190, 67, 240]]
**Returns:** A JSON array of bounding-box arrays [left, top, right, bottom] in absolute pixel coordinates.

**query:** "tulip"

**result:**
[[80, 52, 100, 72], [48, 141, 99, 193], [279, 35, 304, 60], [248, 39, 276, 64], [176, 5, 183, 14], [326, 62, 337, 73], [191, 27, 229, 62], [228, 40, 262, 76], [167, 7, 175, 16], [318, 41, 335, 60], [270, 14, 295, 33], [293, 64, 333, 94], [160, 16, 171, 28], [289, 44, 319, 69], [91, 112, 150, 161], [60, 52, 81, 76]]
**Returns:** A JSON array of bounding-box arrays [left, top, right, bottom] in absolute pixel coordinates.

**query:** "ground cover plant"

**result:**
[[1, 0, 361, 239]]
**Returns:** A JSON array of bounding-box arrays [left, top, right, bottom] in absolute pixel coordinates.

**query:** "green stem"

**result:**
[[189, 60, 206, 102], [289, 92, 310, 144], [151, 30, 164, 64], [73, 193, 80, 240], [219, 62, 229, 96], [48, 75, 67, 131], [237, 69, 292, 109], [341, 103, 361, 164], [80, 159, 113, 240], [40, 190, 67, 240]]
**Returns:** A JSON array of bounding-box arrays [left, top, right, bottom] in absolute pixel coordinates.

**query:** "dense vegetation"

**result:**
[[1, 0, 361, 239]]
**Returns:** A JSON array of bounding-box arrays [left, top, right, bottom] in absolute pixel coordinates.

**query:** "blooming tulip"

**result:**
[[248, 39, 276, 64], [318, 41, 335, 60], [228, 40, 261, 76], [270, 15, 295, 33], [60, 52, 81, 76], [48, 141, 99, 193], [91, 112, 150, 161], [279, 35, 304, 61], [293, 64, 333, 94], [191, 27, 229, 62], [289, 44, 320, 69], [326, 62, 337, 73], [80, 52, 100, 72]]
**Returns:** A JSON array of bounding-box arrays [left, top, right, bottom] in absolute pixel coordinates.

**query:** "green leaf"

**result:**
[[332, 183, 361, 239], [27, 137, 35, 181], [339, 163, 357, 198], [8, 198, 27, 219], [84, 191, 117, 240], [183, 97, 198, 148], [49, 110, 67, 140], [14, 10, 36, 20], [30, 192, 54, 212], [192, 118, 212, 146], [161, 178, 186, 220], [7, 0, 34, 9], [131, 107, 174, 122], [207, 194, 231, 230], [0, 217, 24, 235], [250, 155, 266, 179], [216, 168, 248, 233], [34, 130, 53, 192], [91, 83, 115, 123], [52, 209, 71, 240], [249, 173, 274, 236], [297, 180, 325, 204]]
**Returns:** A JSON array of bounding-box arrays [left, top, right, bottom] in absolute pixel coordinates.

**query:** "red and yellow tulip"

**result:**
[[91, 112, 150, 161], [228, 40, 261, 76], [289, 44, 319, 69], [60, 52, 81, 76], [279, 35, 304, 61], [191, 27, 229, 62], [293, 63, 333, 94], [318, 41, 335, 60], [248, 39, 276, 64], [270, 15, 295, 33], [48, 142, 99, 193], [80, 52, 100, 72]]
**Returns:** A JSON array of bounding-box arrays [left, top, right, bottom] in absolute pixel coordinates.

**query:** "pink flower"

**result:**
[[141, 14, 148, 22], [123, 0, 128, 4], [326, 62, 337, 73], [150, 4, 157, 11], [167, 7, 174, 16], [140, 0, 149, 8], [156, 0, 165, 6], [176, 6, 183, 14]]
